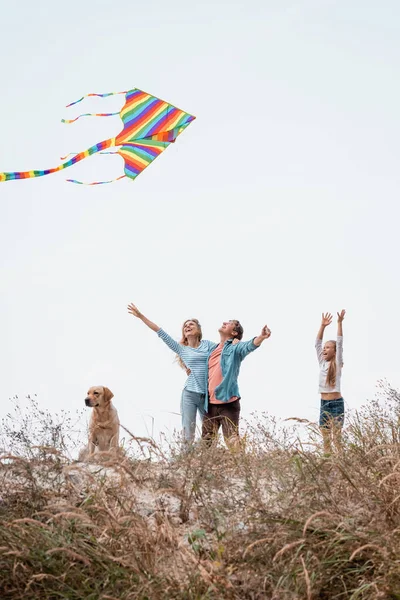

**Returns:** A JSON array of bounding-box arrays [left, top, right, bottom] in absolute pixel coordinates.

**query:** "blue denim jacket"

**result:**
[[205, 338, 259, 410]]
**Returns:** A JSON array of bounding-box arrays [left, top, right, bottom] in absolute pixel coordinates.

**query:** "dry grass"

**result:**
[[1, 383, 400, 599]]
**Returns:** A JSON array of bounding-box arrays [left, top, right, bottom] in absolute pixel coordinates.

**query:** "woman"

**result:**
[[315, 310, 346, 453], [127, 303, 217, 442]]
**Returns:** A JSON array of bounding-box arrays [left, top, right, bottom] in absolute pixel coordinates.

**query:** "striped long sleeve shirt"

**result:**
[[157, 328, 217, 394]]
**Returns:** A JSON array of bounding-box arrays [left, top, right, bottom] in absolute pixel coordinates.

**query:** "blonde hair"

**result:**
[[325, 340, 337, 387], [177, 319, 202, 371]]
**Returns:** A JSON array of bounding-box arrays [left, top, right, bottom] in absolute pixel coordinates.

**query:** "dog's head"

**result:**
[[85, 386, 114, 408]]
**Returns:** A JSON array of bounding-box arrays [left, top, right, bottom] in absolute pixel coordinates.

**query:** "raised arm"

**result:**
[[237, 325, 271, 359], [337, 309, 345, 337], [336, 309, 345, 365], [253, 325, 272, 347], [317, 312, 333, 340], [315, 313, 332, 364], [127, 303, 159, 332], [127, 302, 183, 355]]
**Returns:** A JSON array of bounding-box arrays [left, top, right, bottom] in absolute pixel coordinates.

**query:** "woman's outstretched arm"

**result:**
[[127, 302, 182, 355], [127, 303, 160, 332]]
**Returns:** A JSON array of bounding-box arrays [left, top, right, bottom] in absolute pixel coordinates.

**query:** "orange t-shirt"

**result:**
[[208, 343, 238, 404]]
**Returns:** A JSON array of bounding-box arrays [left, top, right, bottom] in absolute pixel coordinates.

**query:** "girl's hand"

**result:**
[[337, 309, 346, 322], [321, 313, 333, 327], [232, 338, 240, 346], [127, 303, 142, 319]]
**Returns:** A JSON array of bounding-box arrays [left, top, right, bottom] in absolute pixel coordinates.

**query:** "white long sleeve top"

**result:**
[[315, 336, 343, 394]]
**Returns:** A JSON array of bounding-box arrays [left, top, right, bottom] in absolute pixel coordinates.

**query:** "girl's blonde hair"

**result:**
[[177, 319, 202, 371], [326, 340, 339, 387]]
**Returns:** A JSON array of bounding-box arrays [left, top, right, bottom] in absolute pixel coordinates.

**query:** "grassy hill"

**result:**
[[1, 385, 400, 599]]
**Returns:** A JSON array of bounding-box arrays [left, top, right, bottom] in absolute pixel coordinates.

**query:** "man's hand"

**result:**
[[259, 325, 271, 339], [253, 325, 271, 346], [321, 312, 333, 327], [127, 303, 142, 319], [337, 309, 346, 323]]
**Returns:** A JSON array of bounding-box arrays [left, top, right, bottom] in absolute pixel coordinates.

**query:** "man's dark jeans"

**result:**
[[202, 399, 240, 445]]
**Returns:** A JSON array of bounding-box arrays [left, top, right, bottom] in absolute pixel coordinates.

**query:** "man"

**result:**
[[202, 319, 271, 447]]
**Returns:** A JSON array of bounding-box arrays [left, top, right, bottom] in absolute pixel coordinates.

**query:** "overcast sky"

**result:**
[[1, 0, 400, 444]]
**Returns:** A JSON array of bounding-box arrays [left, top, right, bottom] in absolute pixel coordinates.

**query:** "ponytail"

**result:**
[[325, 340, 337, 387], [326, 358, 337, 387]]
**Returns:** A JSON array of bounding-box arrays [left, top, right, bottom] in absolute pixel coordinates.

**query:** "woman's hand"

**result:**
[[321, 312, 333, 327], [337, 309, 346, 322], [127, 304, 160, 332], [127, 303, 142, 319]]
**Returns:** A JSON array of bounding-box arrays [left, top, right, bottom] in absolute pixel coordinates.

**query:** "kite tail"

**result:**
[[66, 175, 126, 185], [65, 150, 128, 184], [65, 91, 128, 108], [0, 139, 114, 182], [62, 112, 120, 124]]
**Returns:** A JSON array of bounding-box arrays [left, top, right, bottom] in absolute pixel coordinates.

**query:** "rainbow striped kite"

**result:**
[[0, 88, 195, 185]]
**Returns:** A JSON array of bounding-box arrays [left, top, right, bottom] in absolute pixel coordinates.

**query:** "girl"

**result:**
[[127, 303, 217, 442], [315, 310, 346, 453]]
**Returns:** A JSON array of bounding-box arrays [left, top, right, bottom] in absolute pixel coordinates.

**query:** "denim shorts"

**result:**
[[319, 398, 345, 429]]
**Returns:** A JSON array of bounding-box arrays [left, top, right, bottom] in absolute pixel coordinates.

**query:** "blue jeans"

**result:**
[[180, 389, 206, 442]]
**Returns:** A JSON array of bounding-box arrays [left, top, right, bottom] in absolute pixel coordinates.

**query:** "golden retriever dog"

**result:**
[[79, 386, 120, 460]]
